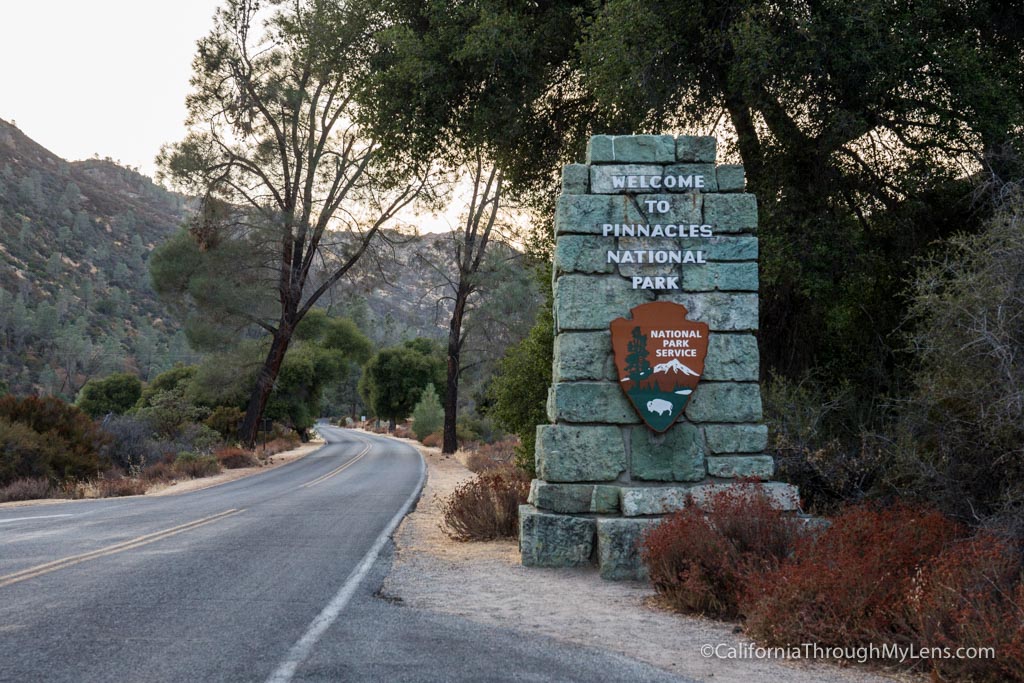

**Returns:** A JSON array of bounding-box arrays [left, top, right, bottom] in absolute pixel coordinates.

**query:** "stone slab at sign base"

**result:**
[[520, 134, 801, 580]]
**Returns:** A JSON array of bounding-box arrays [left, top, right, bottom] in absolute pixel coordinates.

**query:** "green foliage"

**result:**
[[134, 388, 203, 439], [486, 269, 553, 475], [204, 406, 245, 442], [136, 365, 197, 409], [76, 372, 142, 418], [888, 189, 1024, 527], [0, 395, 108, 485], [359, 339, 446, 424], [411, 384, 443, 441], [173, 451, 221, 479]]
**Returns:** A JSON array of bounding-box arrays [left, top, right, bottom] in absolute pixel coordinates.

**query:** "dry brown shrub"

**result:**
[[215, 447, 260, 469], [441, 466, 531, 541], [0, 477, 52, 503], [97, 477, 147, 497], [421, 432, 442, 448]]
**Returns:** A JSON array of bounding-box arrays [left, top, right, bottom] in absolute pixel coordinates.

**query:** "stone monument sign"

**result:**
[[519, 134, 799, 580]]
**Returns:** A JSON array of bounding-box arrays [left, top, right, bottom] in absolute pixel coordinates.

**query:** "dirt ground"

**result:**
[[381, 436, 918, 683], [0, 439, 324, 509]]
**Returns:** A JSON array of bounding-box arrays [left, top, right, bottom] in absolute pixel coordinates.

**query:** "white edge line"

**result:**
[[0, 514, 75, 525], [264, 439, 426, 683]]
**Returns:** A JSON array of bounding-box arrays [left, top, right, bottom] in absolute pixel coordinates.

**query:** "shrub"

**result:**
[[441, 466, 531, 541], [142, 460, 176, 483], [743, 502, 964, 648], [907, 531, 1024, 682], [100, 415, 164, 475], [257, 437, 299, 457], [464, 450, 505, 473], [133, 388, 203, 438], [97, 476, 147, 497], [204, 406, 245, 441], [173, 451, 221, 478], [172, 423, 222, 455], [422, 432, 442, 448], [0, 395, 108, 485], [215, 447, 259, 469], [76, 372, 142, 418], [0, 477, 53, 503], [641, 485, 805, 618], [411, 384, 443, 441]]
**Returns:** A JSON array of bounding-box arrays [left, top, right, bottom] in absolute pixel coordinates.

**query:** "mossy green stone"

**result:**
[[531, 482, 595, 513], [629, 424, 705, 481], [703, 193, 758, 232], [685, 383, 763, 422], [562, 163, 589, 194], [716, 164, 745, 192], [555, 235, 614, 274], [590, 164, 666, 194], [553, 332, 616, 382], [536, 424, 627, 482], [555, 275, 653, 331], [597, 518, 659, 580], [550, 382, 639, 425], [592, 485, 621, 513], [703, 335, 760, 381], [678, 235, 758, 261], [707, 455, 775, 479], [681, 262, 759, 292], [555, 194, 643, 235], [519, 505, 596, 567], [676, 135, 717, 162], [587, 135, 675, 163], [704, 423, 768, 453], [657, 292, 758, 330]]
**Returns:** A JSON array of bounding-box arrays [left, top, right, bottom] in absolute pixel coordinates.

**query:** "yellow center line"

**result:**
[[300, 437, 372, 489], [0, 508, 244, 589]]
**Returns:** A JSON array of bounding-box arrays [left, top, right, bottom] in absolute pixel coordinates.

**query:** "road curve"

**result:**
[[0, 425, 685, 682]]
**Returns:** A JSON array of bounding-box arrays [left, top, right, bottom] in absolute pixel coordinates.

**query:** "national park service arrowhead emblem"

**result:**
[[610, 301, 710, 433]]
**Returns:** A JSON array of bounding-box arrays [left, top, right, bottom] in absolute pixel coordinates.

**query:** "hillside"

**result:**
[[0, 118, 195, 396]]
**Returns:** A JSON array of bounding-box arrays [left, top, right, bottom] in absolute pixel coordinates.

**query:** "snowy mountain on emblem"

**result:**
[[652, 359, 699, 376]]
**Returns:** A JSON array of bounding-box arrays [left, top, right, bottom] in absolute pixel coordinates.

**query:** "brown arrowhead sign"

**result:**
[[610, 301, 710, 432]]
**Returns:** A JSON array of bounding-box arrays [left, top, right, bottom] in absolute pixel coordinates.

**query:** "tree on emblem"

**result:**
[[624, 326, 651, 382]]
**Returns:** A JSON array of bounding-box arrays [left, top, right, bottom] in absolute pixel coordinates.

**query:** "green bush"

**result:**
[[76, 372, 142, 418], [411, 384, 443, 441], [203, 405, 245, 441], [173, 451, 221, 478], [0, 395, 108, 485]]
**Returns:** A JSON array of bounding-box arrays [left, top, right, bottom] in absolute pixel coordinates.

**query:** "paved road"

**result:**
[[0, 424, 684, 682]]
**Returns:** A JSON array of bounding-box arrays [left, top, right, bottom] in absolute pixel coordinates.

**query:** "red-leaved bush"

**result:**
[[907, 531, 1024, 682], [641, 485, 805, 618], [742, 503, 965, 648], [441, 466, 530, 541], [215, 447, 260, 469]]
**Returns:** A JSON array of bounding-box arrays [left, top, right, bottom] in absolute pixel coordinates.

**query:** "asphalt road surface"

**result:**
[[0, 424, 686, 682]]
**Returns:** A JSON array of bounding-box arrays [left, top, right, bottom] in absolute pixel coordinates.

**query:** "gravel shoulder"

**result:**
[[380, 434, 918, 683]]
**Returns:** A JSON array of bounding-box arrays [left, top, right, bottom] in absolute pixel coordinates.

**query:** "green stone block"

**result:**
[[681, 262, 759, 292], [590, 164, 667, 194], [553, 332, 616, 382], [676, 135, 717, 163], [519, 505, 596, 567], [550, 382, 640, 425], [716, 164, 745, 192], [621, 481, 799, 515], [592, 485, 621, 513], [616, 236, 680, 278], [597, 518, 659, 580], [634, 192, 703, 224], [555, 275, 653, 332], [704, 424, 768, 453], [536, 424, 627, 482], [530, 481, 595, 513], [555, 194, 643, 235], [657, 292, 758, 331], [703, 335, 760, 381], [664, 163, 718, 192], [587, 135, 675, 164], [685, 383, 763, 423], [707, 455, 775, 479], [555, 235, 614, 275], [562, 163, 589, 194], [629, 424, 706, 481], [703, 193, 758, 233], [678, 235, 758, 261]]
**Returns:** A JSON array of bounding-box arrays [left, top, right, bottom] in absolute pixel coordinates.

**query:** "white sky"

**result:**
[[0, 1, 223, 177]]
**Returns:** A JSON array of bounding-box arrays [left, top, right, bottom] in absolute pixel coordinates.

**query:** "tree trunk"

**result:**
[[239, 329, 292, 447], [442, 286, 469, 454]]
